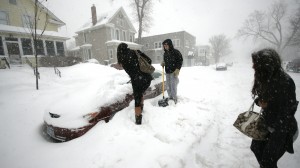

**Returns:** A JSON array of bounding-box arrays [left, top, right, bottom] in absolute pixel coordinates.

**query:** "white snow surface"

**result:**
[[0, 62, 299, 168]]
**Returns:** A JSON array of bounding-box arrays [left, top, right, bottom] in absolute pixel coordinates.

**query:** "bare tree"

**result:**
[[237, 0, 300, 54], [112, 0, 158, 44], [23, 0, 49, 90], [209, 34, 231, 63], [130, 0, 154, 44]]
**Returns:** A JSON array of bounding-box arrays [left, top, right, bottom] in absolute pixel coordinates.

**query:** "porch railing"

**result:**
[[54, 66, 61, 77]]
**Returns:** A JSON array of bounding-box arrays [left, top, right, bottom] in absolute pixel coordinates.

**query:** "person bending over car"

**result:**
[[117, 43, 153, 125]]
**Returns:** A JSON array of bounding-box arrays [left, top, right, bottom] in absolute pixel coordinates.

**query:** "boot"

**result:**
[[135, 114, 142, 125]]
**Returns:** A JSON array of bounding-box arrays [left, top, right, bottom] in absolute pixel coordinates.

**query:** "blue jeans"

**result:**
[[166, 73, 179, 100]]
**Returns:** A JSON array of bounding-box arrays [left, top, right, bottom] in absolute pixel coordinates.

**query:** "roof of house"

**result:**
[[76, 6, 136, 33], [105, 40, 142, 50], [0, 24, 69, 40], [34, 0, 65, 26]]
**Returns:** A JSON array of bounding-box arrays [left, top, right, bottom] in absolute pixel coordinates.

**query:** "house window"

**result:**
[[108, 49, 113, 59], [56, 42, 64, 56], [88, 49, 92, 59], [145, 43, 149, 48], [186, 40, 189, 46], [0, 37, 4, 55], [5, 37, 18, 41], [111, 29, 114, 40], [83, 32, 87, 43], [21, 38, 33, 55], [123, 31, 126, 41], [129, 34, 133, 42], [173, 39, 180, 47], [154, 42, 162, 49], [9, 0, 17, 5], [36, 40, 44, 55], [46, 41, 55, 56], [0, 11, 9, 25], [22, 15, 33, 28], [115, 29, 120, 40]]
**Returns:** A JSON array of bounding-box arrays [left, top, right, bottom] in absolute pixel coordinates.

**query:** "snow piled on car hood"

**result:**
[[43, 63, 163, 128]]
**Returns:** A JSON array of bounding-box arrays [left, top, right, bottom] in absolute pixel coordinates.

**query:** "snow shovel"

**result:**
[[158, 66, 168, 107]]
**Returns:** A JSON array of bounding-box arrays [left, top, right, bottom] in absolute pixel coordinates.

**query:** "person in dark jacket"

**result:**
[[117, 43, 153, 125], [250, 48, 298, 168], [161, 39, 183, 104]]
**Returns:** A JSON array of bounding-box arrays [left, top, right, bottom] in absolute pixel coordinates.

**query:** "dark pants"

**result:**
[[250, 131, 287, 168], [131, 75, 151, 107]]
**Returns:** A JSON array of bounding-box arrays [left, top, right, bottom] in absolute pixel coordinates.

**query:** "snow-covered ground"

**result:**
[[0, 61, 299, 168]]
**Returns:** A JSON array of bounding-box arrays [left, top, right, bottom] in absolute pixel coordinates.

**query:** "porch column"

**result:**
[[54, 40, 58, 56], [18, 38, 23, 56], [43, 39, 47, 56]]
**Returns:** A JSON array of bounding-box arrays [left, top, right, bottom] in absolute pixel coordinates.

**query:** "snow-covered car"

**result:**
[[286, 58, 300, 73], [43, 67, 164, 142], [216, 62, 227, 71]]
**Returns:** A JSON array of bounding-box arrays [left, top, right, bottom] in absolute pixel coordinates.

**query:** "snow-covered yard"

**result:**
[[0, 61, 299, 168]]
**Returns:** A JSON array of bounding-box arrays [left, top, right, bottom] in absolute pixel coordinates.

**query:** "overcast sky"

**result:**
[[45, 0, 298, 60]]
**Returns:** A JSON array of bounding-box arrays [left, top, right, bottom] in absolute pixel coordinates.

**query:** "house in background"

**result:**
[[73, 5, 141, 65], [139, 31, 196, 67], [0, 0, 68, 65], [195, 45, 214, 66]]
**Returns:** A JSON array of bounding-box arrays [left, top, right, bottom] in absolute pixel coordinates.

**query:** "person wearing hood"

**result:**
[[117, 43, 153, 125], [161, 39, 183, 104], [250, 48, 298, 168]]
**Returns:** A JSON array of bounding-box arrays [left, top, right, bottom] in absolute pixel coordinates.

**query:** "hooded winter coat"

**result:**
[[255, 70, 298, 153], [162, 39, 183, 74]]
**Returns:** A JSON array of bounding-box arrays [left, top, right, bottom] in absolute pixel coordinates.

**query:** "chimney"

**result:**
[[91, 4, 97, 26]]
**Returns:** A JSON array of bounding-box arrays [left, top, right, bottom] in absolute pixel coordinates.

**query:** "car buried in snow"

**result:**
[[43, 67, 164, 142], [286, 58, 300, 73], [216, 62, 227, 71]]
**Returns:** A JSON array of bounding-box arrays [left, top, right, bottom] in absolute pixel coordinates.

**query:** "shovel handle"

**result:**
[[162, 66, 165, 98]]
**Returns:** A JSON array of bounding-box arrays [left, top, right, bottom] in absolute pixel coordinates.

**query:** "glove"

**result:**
[[174, 69, 180, 77], [161, 62, 165, 67]]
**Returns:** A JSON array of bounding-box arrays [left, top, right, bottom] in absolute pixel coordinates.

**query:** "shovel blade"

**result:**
[[158, 98, 169, 107]]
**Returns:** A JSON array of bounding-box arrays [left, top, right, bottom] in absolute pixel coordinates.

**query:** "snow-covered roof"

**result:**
[[0, 24, 69, 40], [69, 46, 80, 51], [34, 0, 65, 26], [76, 6, 136, 33], [105, 40, 142, 49], [80, 44, 92, 48]]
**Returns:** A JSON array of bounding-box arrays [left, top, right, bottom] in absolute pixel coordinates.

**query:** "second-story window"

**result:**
[[22, 15, 33, 28], [154, 42, 162, 49], [83, 32, 87, 43], [115, 29, 120, 40], [9, 0, 17, 5], [173, 39, 180, 48], [111, 29, 114, 40], [0, 11, 9, 25], [123, 31, 126, 41]]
